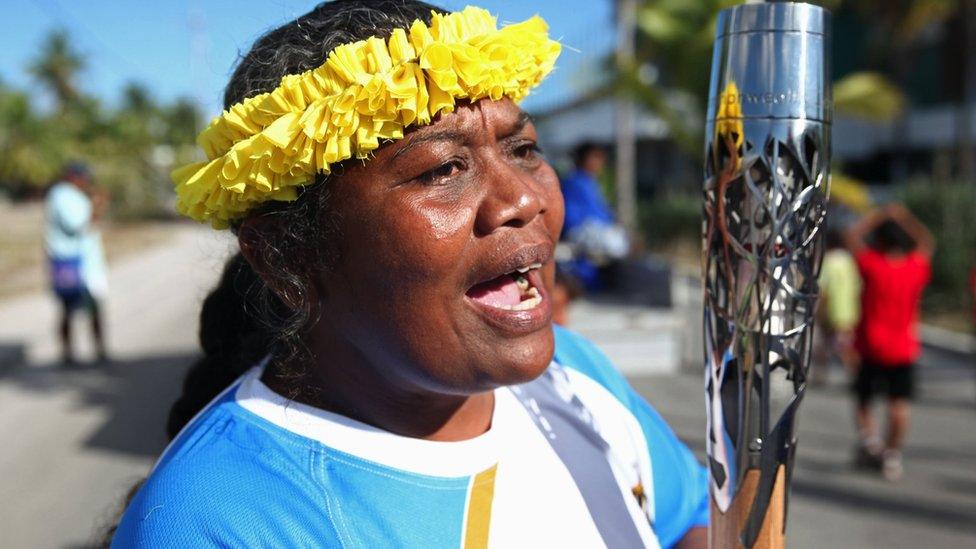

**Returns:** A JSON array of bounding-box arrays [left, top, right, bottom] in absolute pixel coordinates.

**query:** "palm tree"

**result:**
[[28, 30, 85, 111], [162, 98, 201, 147], [621, 0, 741, 152], [614, 0, 958, 215], [622, 0, 955, 149], [0, 84, 62, 191], [122, 82, 155, 116]]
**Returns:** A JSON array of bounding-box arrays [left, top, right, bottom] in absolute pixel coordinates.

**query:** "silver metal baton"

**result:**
[[702, 2, 832, 547]]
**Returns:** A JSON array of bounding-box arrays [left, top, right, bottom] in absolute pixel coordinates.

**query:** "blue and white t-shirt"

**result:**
[[113, 326, 708, 548]]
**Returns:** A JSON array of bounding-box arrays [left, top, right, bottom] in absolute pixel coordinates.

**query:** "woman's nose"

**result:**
[[474, 162, 548, 235]]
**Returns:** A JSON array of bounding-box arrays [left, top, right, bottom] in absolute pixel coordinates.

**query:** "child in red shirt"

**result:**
[[845, 204, 934, 481]]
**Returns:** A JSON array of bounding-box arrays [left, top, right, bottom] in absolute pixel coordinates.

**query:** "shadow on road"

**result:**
[[629, 366, 976, 547], [791, 477, 976, 534], [2, 352, 197, 458]]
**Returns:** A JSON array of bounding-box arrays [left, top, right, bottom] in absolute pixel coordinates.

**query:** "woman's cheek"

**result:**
[[416, 201, 476, 242], [372, 198, 474, 284], [537, 166, 564, 236]]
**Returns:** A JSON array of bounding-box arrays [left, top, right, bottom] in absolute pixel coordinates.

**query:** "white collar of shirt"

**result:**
[[235, 367, 518, 477]]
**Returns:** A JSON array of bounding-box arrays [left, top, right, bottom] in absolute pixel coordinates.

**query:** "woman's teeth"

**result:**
[[466, 266, 544, 312], [515, 263, 543, 274], [508, 287, 541, 310], [495, 274, 541, 311]]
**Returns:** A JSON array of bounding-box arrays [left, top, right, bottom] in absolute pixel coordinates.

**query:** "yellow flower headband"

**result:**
[[172, 6, 561, 228]]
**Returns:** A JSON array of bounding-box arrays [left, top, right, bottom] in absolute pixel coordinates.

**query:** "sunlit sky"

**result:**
[[0, 0, 615, 117]]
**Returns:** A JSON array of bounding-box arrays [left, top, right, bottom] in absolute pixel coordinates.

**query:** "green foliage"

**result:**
[[632, 182, 976, 319], [623, 0, 741, 152], [634, 0, 740, 93], [0, 30, 202, 217], [28, 29, 84, 110], [637, 192, 701, 248], [623, 0, 956, 152], [841, 0, 958, 64], [900, 181, 976, 313], [0, 87, 62, 190], [833, 72, 906, 121]]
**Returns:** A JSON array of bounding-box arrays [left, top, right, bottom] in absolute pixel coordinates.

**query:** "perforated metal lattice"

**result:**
[[702, 119, 829, 546]]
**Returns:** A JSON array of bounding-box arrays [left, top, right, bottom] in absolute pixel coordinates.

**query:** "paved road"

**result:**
[[0, 225, 234, 548], [633, 365, 976, 548], [0, 227, 973, 548]]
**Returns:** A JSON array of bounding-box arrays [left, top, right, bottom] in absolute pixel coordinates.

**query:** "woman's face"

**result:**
[[315, 98, 563, 395]]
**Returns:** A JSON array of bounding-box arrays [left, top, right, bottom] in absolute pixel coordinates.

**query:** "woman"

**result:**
[[113, 2, 708, 547]]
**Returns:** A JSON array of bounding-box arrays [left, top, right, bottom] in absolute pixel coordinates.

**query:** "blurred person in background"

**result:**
[[559, 142, 629, 292], [550, 266, 583, 326], [812, 228, 861, 385], [45, 162, 109, 366], [845, 204, 934, 481]]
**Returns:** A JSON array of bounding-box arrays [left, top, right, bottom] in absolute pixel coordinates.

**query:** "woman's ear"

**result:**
[[237, 215, 320, 311]]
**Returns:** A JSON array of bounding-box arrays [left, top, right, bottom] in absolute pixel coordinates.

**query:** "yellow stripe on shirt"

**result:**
[[463, 464, 498, 549]]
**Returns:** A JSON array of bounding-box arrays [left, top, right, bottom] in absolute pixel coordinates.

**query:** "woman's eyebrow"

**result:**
[[500, 111, 533, 138], [388, 112, 532, 162], [390, 130, 466, 161]]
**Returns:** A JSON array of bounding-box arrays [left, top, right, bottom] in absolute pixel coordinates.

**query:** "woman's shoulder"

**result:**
[[112, 390, 340, 547], [553, 324, 633, 401]]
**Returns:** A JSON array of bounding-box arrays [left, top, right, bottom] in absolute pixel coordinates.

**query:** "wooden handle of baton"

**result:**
[[709, 466, 786, 549]]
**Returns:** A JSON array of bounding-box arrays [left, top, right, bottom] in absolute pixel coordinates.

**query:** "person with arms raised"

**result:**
[[846, 203, 934, 481]]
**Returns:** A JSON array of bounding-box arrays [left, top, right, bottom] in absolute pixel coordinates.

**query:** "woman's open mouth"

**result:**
[[466, 263, 543, 311], [464, 263, 550, 334]]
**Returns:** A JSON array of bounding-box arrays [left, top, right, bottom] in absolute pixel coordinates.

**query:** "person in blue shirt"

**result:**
[[560, 142, 629, 291], [110, 2, 708, 547], [562, 143, 615, 233]]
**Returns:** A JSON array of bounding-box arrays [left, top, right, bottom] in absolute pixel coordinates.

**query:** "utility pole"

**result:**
[[615, 0, 638, 231], [961, 0, 976, 184], [188, 9, 210, 115]]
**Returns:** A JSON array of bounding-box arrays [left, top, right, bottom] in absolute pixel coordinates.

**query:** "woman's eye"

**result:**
[[416, 160, 463, 184], [513, 142, 542, 160]]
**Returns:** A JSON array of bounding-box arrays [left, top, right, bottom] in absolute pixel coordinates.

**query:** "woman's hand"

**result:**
[[675, 526, 707, 549]]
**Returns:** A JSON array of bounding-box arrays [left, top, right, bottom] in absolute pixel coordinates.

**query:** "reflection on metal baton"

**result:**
[[702, 2, 832, 547]]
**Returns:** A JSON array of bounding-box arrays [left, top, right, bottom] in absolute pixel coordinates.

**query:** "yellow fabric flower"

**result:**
[[716, 81, 744, 154], [173, 5, 561, 228]]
